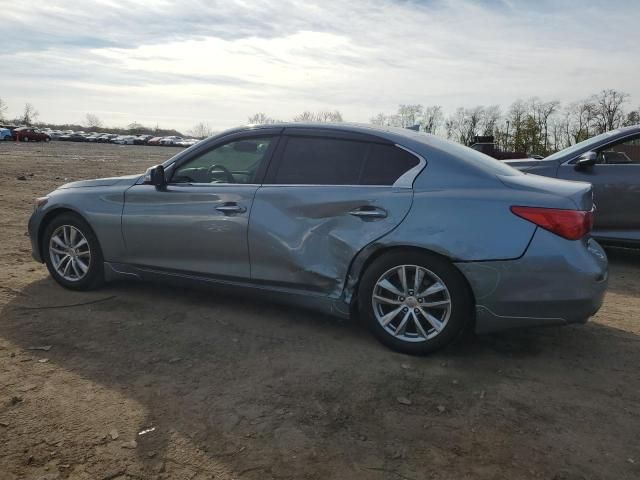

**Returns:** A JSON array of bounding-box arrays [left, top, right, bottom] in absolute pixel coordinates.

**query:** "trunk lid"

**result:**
[[498, 173, 593, 211]]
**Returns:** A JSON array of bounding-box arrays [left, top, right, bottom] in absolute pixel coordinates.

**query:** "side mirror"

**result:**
[[143, 165, 167, 188], [574, 151, 597, 170]]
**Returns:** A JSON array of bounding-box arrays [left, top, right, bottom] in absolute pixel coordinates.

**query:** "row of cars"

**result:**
[[55, 132, 199, 147], [0, 126, 200, 147]]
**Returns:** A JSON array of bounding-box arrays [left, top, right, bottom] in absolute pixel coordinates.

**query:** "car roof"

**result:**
[[164, 122, 523, 189]]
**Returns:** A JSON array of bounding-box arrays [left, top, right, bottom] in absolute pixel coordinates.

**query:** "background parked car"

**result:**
[[134, 135, 153, 145], [147, 137, 163, 145], [505, 124, 640, 247], [47, 131, 64, 140], [160, 136, 183, 146], [14, 127, 51, 142], [0, 128, 13, 141], [176, 138, 199, 147], [68, 133, 88, 142]]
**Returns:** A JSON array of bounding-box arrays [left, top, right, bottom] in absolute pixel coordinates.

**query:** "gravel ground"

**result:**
[[0, 141, 639, 480]]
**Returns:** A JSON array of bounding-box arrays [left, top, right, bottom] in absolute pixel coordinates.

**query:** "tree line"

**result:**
[[248, 90, 638, 156], [367, 89, 639, 156], [2, 90, 638, 152]]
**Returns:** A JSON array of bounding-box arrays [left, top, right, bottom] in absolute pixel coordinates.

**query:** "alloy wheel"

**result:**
[[372, 264, 452, 343], [49, 225, 92, 282]]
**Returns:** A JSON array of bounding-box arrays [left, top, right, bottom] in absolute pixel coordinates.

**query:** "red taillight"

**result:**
[[510, 206, 593, 241]]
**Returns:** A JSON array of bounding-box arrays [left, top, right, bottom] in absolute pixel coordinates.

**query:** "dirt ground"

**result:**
[[0, 141, 639, 480]]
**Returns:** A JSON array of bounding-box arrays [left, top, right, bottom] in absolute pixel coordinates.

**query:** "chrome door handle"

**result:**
[[215, 203, 246, 214], [349, 207, 387, 219]]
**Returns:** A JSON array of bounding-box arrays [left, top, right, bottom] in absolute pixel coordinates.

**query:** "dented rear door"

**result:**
[[248, 131, 422, 297]]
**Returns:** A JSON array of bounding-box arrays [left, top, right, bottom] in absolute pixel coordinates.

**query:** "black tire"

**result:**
[[43, 212, 105, 291], [358, 250, 473, 355]]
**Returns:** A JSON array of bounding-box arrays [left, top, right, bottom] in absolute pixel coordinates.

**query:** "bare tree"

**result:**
[[0, 97, 7, 121], [293, 110, 343, 122], [528, 98, 560, 153], [21, 103, 39, 126], [248, 113, 278, 124], [624, 108, 640, 127], [446, 106, 487, 145], [420, 106, 443, 134], [590, 89, 629, 133], [189, 122, 214, 138], [566, 100, 594, 144], [370, 113, 388, 126], [396, 104, 423, 128], [506, 100, 527, 151], [481, 105, 501, 136], [84, 113, 103, 130], [316, 110, 343, 122]]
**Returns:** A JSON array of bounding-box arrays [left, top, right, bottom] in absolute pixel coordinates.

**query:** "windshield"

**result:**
[[545, 129, 622, 161]]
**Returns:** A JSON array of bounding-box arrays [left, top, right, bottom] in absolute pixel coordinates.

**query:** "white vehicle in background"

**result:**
[[48, 130, 64, 140], [112, 135, 137, 145], [176, 138, 200, 147], [160, 136, 183, 146]]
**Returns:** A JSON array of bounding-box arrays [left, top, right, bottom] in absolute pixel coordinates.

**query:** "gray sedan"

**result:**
[[28, 124, 608, 354], [506, 125, 640, 247]]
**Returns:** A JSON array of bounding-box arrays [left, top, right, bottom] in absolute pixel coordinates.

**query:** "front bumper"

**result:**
[[456, 228, 608, 334], [28, 208, 46, 263]]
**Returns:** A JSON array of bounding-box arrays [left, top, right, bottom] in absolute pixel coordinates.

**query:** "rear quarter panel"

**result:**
[[381, 187, 537, 261]]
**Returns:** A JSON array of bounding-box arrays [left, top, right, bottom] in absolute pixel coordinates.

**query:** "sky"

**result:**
[[1, 0, 638, 132]]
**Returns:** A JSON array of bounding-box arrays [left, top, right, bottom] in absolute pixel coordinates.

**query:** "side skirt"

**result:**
[[103, 262, 351, 319]]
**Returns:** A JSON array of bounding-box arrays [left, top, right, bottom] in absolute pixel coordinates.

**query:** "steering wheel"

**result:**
[[207, 164, 235, 183]]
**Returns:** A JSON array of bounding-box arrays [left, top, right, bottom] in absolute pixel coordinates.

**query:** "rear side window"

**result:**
[[361, 144, 420, 185], [273, 137, 420, 186]]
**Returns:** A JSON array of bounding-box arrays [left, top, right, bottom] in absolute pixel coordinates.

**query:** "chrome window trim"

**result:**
[[258, 184, 401, 188], [392, 144, 427, 188], [160, 143, 427, 189]]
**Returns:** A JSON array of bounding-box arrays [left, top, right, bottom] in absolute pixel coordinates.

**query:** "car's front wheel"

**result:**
[[358, 251, 473, 355], [43, 213, 104, 290]]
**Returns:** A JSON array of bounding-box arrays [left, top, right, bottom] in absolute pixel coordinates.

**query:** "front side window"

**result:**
[[172, 136, 274, 184], [272, 137, 420, 186], [598, 135, 640, 164]]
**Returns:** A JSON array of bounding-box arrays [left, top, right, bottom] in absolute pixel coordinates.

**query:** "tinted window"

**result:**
[[598, 135, 640, 164], [172, 137, 273, 184], [275, 137, 367, 185], [274, 137, 419, 185], [361, 144, 419, 185]]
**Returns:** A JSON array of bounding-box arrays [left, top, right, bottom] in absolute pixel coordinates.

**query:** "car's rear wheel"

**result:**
[[358, 251, 473, 355], [23, 137, 29, 142], [43, 213, 104, 291]]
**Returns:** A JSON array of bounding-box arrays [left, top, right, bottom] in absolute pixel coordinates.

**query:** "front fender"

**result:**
[[28, 185, 128, 264]]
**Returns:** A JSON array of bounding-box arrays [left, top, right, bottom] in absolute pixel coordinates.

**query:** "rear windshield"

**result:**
[[391, 128, 523, 177], [401, 130, 523, 177], [441, 140, 523, 176]]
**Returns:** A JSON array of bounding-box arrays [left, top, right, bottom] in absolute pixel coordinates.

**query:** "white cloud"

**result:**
[[1, 0, 638, 131]]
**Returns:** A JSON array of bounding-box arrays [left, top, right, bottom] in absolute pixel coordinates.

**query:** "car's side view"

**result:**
[[13, 127, 51, 142], [28, 124, 608, 354], [505, 125, 640, 247]]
